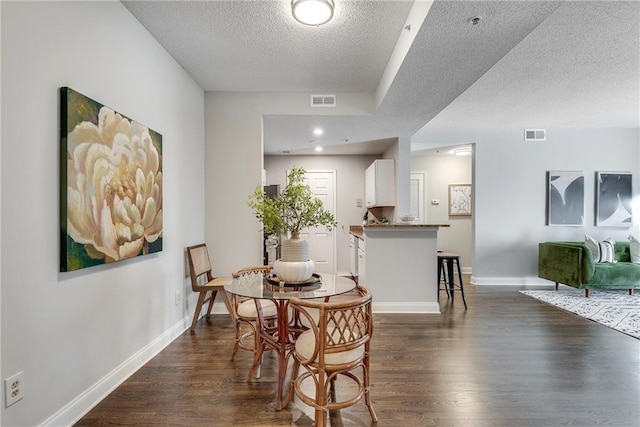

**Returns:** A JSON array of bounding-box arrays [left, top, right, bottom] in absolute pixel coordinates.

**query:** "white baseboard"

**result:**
[[373, 301, 441, 314], [41, 316, 190, 427], [471, 276, 554, 286]]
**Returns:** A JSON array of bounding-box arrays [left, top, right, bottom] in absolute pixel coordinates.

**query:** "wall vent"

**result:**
[[524, 128, 546, 141], [310, 94, 336, 107]]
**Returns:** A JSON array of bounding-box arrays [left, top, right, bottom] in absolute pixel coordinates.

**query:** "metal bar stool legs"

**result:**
[[437, 253, 468, 309]]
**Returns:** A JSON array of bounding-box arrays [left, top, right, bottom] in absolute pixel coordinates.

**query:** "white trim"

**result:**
[[373, 302, 440, 314], [471, 276, 555, 286], [41, 317, 190, 427]]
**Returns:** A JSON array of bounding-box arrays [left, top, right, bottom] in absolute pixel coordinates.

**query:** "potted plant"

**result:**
[[248, 166, 337, 282]]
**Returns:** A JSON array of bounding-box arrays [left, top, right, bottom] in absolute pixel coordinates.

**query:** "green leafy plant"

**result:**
[[248, 166, 337, 236]]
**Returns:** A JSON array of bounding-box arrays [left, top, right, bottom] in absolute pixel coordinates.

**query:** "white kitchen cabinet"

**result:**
[[357, 238, 366, 285], [365, 159, 395, 207], [349, 234, 358, 279]]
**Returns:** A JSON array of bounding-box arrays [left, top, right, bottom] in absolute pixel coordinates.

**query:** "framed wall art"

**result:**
[[595, 171, 632, 227], [546, 171, 584, 226], [448, 184, 472, 216], [60, 87, 163, 272]]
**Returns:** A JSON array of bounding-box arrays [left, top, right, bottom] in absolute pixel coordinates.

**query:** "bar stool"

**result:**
[[437, 252, 467, 309]]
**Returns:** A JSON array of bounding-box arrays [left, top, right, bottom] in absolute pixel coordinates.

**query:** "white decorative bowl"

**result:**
[[273, 260, 315, 283]]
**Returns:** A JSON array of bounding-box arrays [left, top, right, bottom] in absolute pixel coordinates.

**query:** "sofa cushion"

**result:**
[[585, 235, 600, 261], [629, 235, 640, 263], [590, 261, 640, 289], [585, 235, 615, 263]]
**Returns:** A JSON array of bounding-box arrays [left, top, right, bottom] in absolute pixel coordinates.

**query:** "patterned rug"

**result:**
[[520, 288, 640, 339]]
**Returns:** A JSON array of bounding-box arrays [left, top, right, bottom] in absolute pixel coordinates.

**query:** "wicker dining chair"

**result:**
[[287, 285, 377, 427], [185, 243, 235, 334], [231, 265, 278, 380]]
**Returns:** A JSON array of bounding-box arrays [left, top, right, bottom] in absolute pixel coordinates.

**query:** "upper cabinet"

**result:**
[[365, 159, 395, 207]]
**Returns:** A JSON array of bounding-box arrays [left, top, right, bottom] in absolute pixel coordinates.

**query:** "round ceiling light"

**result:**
[[292, 0, 334, 26], [453, 147, 472, 156]]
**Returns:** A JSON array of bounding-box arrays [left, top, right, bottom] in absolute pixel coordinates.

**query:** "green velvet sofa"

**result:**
[[538, 241, 640, 297]]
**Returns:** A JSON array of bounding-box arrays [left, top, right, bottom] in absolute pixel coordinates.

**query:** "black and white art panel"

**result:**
[[596, 172, 632, 227], [547, 171, 584, 226]]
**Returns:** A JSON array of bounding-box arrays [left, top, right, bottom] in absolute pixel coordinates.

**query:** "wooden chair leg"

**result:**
[[630, 289, 634, 296], [190, 291, 208, 333], [555, 282, 559, 291], [315, 370, 328, 427], [231, 319, 241, 361], [585, 289, 590, 298], [363, 351, 378, 423], [246, 321, 261, 381], [205, 290, 217, 316], [219, 290, 233, 314]]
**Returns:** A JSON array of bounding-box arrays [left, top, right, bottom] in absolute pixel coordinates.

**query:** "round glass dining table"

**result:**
[[224, 272, 356, 410]]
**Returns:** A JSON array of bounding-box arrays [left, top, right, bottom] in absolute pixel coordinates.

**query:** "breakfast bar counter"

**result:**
[[350, 223, 449, 314]]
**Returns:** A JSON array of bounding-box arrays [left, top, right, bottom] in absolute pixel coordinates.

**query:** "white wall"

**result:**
[[204, 92, 378, 279], [1, 2, 205, 425], [473, 128, 639, 284], [410, 153, 473, 271], [264, 155, 379, 275]]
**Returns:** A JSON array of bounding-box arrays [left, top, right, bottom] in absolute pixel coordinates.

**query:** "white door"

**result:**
[[298, 170, 336, 274], [409, 172, 426, 222]]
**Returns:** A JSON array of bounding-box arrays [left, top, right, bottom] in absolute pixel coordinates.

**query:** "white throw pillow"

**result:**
[[585, 235, 600, 262], [598, 238, 615, 263], [585, 235, 615, 263], [629, 235, 640, 263]]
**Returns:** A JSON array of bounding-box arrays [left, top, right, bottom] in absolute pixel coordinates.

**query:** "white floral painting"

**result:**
[[60, 87, 163, 272], [448, 184, 471, 216]]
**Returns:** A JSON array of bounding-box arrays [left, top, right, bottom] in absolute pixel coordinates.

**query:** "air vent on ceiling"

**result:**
[[311, 94, 336, 107], [524, 128, 546, 141]]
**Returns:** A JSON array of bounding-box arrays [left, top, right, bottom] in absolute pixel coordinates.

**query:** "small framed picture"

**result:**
[[448, 184, 472, 216]]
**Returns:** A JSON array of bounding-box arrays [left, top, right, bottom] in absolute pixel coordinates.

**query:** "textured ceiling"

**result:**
[[412, 0, 640, 151], [123, 0, 640, 155], [122, 0, 412, 92]]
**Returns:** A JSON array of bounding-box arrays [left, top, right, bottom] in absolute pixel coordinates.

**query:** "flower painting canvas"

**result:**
[[60, 87, 163, 272]]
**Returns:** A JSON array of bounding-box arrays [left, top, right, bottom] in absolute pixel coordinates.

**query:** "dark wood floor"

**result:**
[[76, 282, 640, 426]]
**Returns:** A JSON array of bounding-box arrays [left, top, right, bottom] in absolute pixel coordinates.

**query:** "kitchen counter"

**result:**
[[349, 223, 448, 239], [348, 223, 448, 314]]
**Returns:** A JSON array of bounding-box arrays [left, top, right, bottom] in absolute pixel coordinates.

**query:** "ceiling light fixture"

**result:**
[[453, 147, 472, 156], [292, 0, 334, 26], [313, 128, 323, 136], [315, 146, 323, 152]]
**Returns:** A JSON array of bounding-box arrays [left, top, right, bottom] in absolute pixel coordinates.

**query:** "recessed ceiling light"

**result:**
[[313, 128, 323, 136], [315, 146, 323, 152], [453, 147, 472, 156]]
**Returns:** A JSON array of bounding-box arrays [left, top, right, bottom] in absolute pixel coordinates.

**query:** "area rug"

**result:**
[[520, 289, 640, 339]]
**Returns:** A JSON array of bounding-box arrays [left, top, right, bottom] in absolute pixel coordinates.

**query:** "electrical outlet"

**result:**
[[4, 371, 24, 407], [174, 290, 180, 305]]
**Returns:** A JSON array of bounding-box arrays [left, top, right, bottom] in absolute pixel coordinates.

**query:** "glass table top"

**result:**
[[224, 272, 356, 300]]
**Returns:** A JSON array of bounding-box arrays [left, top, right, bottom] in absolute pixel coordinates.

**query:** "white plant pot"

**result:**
[[273, 259, 315, 283]]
